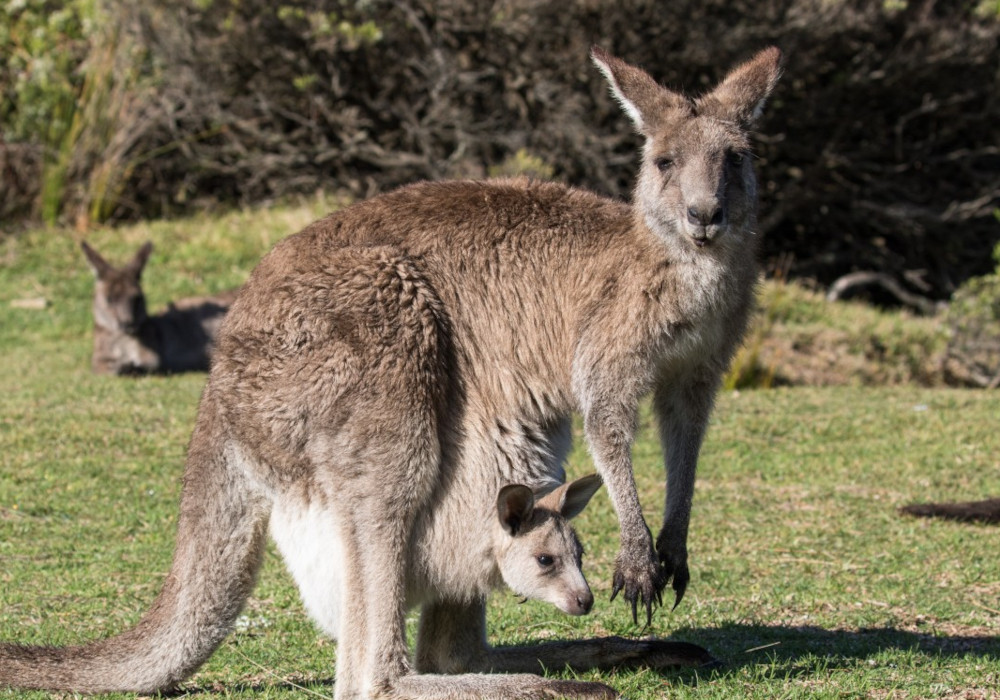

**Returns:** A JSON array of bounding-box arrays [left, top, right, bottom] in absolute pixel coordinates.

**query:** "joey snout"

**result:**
[[574, 588, 594, 615], [558, 585, 594, 616]]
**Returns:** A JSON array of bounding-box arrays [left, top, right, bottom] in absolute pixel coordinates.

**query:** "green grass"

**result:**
[[2, 202, 999, 699]]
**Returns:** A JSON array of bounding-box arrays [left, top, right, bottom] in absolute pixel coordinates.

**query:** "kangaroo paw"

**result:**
[[655, 531, 689, 609], [610, 545, 666, 626]]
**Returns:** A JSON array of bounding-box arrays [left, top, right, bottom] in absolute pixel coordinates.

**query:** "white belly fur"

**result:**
[[269, 497, 344, 639]]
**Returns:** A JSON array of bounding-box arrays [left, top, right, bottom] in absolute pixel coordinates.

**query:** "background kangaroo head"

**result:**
[[81, 241, 152, 335], [495, 474, 603, 616], [592, 46, 781, 254]]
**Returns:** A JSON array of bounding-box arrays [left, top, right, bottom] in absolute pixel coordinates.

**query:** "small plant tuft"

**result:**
[[488, 149, 556, 181]]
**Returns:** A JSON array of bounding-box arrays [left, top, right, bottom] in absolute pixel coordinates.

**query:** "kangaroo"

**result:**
[[81, 240, 238, 375], [1, 46, 780, 698]]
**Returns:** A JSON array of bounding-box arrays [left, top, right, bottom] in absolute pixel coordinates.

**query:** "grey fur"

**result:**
[[81, 240, 237, 375], [2, 46, 780, 698]]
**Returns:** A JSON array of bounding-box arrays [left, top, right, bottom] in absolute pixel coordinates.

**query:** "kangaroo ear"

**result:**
[[591, 46, 688, 135], [127, 241, 154, 277], [80, 241, 112, 278], [497, 484, 535, 536], [698, 46, 783, 127], [536, 474, 603, 520]]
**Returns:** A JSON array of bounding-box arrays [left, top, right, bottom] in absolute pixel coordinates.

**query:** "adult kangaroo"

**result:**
[[81, 240, 238, 375], [1, 46, 781, 698]]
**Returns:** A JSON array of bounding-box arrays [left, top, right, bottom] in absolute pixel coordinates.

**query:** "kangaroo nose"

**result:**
[[687, 205, 724, 227], [577, 591, 594, 615]]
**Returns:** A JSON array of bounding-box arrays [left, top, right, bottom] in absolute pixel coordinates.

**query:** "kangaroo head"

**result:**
[[81, 241, 153, 335], [495, 474, 603, 616], [592, 46, 782, 254]]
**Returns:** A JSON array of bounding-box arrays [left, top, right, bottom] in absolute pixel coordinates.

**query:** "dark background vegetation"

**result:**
[[2, 0, 999, 300]]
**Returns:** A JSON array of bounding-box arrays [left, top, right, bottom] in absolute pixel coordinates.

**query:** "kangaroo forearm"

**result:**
[[654, 377, 717, 532]]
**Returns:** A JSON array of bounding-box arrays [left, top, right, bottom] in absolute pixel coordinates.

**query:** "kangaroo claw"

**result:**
[[656, 529, 690, 611], [611, 548, 666, 625]]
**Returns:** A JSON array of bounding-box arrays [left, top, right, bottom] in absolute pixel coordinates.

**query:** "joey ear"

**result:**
[[591, 46, 689, 135], [538, 474, 603, 520], [497, 484, 535, 536], [80, 241, 112, 278], [127, 241, 154, 278], [698, 46, 783, 127], [560, 473, 603, 520]]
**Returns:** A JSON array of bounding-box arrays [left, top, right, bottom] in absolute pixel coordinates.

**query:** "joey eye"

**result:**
[[536, 554, 554, 567], [726, 150, 746, 167], [653, 157, 673, 173]]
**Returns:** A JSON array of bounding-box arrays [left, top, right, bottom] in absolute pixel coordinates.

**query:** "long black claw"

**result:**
[[645, 598, 654, 627], [673, 579, 687, 610], [670, 564, 689, 611], [610, 578, 623, 603], [630, 594, 639, 625]]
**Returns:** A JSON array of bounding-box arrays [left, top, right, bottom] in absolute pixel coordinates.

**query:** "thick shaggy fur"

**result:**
[[2, 47, 780, 699]]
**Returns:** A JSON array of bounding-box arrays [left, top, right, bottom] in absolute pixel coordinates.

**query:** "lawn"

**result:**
[[1, 202, 999, 699]]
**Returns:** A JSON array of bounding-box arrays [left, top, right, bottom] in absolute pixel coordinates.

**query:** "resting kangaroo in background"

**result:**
[[81, 240, 238, 375], [1, 46, 781, 698]]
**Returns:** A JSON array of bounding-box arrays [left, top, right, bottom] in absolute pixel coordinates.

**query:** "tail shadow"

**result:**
[[899, 498, 1000, 524]]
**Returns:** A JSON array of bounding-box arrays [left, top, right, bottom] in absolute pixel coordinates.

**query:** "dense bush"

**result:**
[[2, 0, 999, 300], [0, 0, 89, 222]]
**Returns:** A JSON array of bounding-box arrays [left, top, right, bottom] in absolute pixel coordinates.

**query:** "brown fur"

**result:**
[[2, 46, 781, 698], [81, 240, 238, 375]]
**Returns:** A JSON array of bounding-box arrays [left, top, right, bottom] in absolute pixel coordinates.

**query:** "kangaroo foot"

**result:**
[[389, 672, 619, 699], [542, 679, 619, 699]]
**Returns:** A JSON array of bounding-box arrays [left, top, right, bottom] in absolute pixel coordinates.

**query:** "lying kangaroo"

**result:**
[[2, 46, 780, 698], [81, 240, 238, 375]]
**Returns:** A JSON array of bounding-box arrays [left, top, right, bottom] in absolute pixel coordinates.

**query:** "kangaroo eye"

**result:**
[[536, 554, 554, 567], [727, 150, 746, 167], [654, 157, 673, 173]]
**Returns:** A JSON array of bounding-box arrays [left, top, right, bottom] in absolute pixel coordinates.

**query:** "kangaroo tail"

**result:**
[[900, 498, 1000, 524], [0, 407, 270, 693]]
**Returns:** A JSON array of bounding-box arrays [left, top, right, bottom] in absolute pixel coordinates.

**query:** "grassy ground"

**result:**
[[2, 201, 999, 699]]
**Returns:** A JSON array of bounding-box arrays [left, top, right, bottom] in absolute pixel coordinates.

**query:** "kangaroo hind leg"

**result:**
[[415, 599, 713, 698], [328, 435, 440, 700], [412, 600, 625, 699]]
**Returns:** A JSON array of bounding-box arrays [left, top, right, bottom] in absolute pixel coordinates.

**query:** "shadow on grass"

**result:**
[[663, 622, 1000, 682], [172, 624, 999, 695]]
